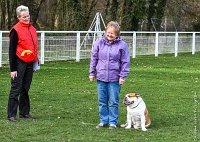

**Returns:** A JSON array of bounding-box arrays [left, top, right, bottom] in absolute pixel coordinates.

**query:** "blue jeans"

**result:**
[[97, 80, 121, 125]]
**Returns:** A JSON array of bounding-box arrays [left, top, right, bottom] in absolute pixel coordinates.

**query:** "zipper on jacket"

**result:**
[[28, 25, 36, 60], [106, 45, 111, 81]]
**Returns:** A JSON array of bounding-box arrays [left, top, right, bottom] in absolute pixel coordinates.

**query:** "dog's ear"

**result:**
[[126, 93, 139, 97], [135, 93, 140, 97], [127, 93, 135, 97]]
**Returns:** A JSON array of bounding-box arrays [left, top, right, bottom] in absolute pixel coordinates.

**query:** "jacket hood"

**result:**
[[102, 36, 121, 45]]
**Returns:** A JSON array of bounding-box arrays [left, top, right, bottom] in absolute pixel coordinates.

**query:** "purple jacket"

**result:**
[[89, 36, 130, 82]]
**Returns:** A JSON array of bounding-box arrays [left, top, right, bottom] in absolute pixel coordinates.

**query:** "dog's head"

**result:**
[[123, 93, 141, 106]]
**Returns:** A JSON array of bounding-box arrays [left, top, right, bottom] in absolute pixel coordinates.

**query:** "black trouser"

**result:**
[[7, 59, 33, 118]]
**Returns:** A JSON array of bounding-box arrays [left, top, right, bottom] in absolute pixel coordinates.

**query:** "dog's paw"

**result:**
[[142, 128, 148, 131], [125, 126, 131, 129], [133, 125, 140, 129], [120, 124, 127, 128]]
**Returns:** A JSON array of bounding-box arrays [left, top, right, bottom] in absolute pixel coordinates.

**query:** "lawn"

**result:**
[[0, 53, 199, 142]]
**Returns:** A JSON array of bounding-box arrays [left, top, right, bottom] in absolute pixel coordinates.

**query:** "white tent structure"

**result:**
[[151, 17, 177, 31], [81, 12, 106, 48]]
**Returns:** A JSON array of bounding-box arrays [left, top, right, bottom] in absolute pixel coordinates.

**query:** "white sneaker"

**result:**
[[96, 123, 107, 128], [109, 124, 117, 129], [120, 123, 128, 128]]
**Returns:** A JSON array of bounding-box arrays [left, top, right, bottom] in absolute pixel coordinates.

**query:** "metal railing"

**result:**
[[1, 31, 200, 67]]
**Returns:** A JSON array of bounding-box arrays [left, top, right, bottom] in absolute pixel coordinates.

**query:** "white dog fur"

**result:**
[[123, 93, 151, 131]]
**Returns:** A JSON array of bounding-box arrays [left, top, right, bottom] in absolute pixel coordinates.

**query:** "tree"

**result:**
[[1, 0, 200, 31], [116, 0, 147, 31], [0, 0, 18, 30], [145, 0, 167, 31], [0, 0, 6, 30], [105, 0, 118, 22]]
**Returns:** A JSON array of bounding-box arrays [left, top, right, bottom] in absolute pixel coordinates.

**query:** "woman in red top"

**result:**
[[7, 5, 39, 122]]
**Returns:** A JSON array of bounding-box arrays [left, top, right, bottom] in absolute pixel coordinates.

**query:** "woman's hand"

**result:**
[[89, 76, 95, 81], [119, 78, 125, 85], [10, 71, 17, 80]]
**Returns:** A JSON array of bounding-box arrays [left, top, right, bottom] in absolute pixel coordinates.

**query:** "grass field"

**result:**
[[0, 53, 199, 142]]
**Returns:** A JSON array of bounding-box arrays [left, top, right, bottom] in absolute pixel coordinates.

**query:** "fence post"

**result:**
[[132, 32, 136, 58], [192, 32, 196, 55], [40, 32, 45, 64], [155, 32, 159, 57], [0, 32, 2, 67], [76, 32, 80, 62], [175, 32, 178, 57]]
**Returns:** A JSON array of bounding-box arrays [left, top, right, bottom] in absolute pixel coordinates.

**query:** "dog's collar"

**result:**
[[130, 99, 143, 109]]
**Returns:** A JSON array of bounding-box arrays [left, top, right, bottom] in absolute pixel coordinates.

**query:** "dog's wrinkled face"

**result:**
[[123, 93, 140, 106]]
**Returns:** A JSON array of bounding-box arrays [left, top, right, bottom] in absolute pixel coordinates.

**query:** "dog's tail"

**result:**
[[145, 108, 151, 128]]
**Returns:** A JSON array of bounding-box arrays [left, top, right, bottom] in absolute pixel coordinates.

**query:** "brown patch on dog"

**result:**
[[126, 93, 140, 98], [144, 108, 151, 128]]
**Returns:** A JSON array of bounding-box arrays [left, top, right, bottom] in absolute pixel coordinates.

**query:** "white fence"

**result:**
[[1, 31, 200, 67]]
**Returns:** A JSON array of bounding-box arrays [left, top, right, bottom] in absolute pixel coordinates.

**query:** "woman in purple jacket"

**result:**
[[89, 21, 130, 129]]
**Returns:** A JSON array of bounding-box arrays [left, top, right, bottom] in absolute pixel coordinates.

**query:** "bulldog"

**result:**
[[122, 93, 151, 131]]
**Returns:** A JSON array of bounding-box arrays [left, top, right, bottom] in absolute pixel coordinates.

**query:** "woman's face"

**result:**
[[106, 26, 117, 43], [18, 11, 30, 24]]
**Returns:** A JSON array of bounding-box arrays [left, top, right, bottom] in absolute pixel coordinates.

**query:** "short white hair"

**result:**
[[106, 21, 121, 36], [16, 5, 29, 17]]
